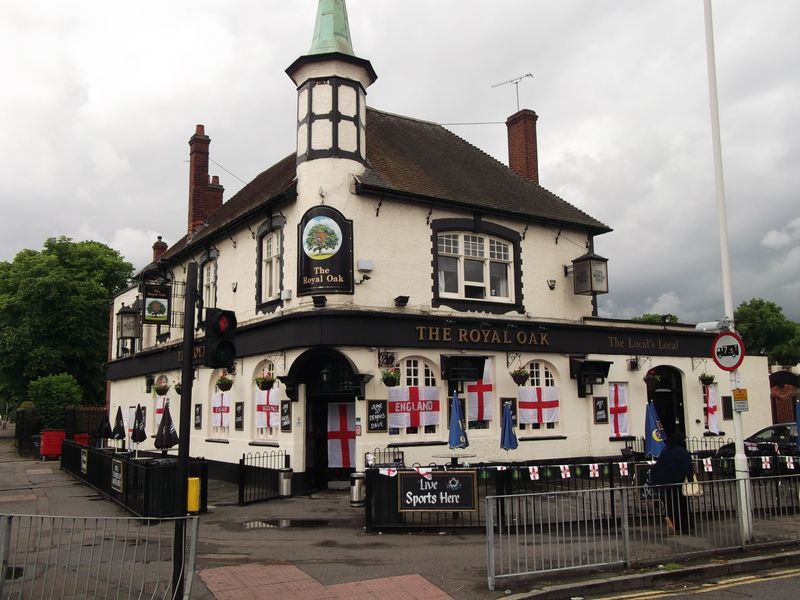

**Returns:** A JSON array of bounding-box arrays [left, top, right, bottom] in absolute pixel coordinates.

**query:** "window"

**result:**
[[388, 358, 439, 436], [201, 261, 217, 309], [520, 361, 559, 432], [432, 219, 523, 314], [254, 360, 278, 441], [210, 369, 231, 439], [261, 231, 282, 302]]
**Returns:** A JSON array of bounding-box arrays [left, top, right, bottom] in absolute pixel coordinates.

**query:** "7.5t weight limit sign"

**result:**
[[711, 330, 746, 372]]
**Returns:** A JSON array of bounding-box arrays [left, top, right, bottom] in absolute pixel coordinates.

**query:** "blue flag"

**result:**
[[500, 401, 518, 451], [796, 401, 800, 452], [448, 391, 469, 449], [645, 401, 666, 458]]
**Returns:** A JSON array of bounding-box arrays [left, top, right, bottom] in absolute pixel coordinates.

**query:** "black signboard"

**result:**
[[593, 396, 609, 424], [297, 205, 353, 296], [367, 400, 387, 432], [280, 401, 292, 432], [80, 448, 88, 474], [194, 404, 202, 429], [235, 402, 244, 431], [111, 459, 124, 493], [143, 283, 171, 325], [399, 470, 477, 512]]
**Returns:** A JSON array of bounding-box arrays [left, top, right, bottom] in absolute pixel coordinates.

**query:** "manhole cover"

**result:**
[[243, 519, 330, 529]]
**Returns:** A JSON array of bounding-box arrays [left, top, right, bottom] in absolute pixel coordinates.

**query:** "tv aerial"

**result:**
[[492, 73, 534, 112]]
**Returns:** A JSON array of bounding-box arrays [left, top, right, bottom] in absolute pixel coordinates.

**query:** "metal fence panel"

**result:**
[[0, 514, 198, 600], [238, 450, 291, 505]]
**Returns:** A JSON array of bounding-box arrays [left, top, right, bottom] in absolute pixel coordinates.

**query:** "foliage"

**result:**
[[509, 368, 529, 377], [381, 368, 400, 385], [304, 223, 339, 256], [632, 313, 679, 324], [698, 373, 715, 385], [734, 298, 800, 364], [27, 373, 82, 429], [254, 373, 275, 389], [0, 237, 133, 407]]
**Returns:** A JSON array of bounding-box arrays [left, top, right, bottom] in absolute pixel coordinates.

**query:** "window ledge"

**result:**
[[249, 441, 280, 447], [519, 435, 567, 442], [608, 436, 636, 442], [205, 438, 230, 444], [256, 298, 282, 315], [387, 441, 448, 448]]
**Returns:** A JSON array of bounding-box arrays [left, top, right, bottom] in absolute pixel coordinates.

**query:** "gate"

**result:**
[[0, 513, 199, 600], [238, 450, 291, 505]]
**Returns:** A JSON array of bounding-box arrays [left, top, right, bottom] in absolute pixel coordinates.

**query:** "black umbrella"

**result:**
[[155, 402, 179, 450], [131, 404, 147, 444], [111, 406, 126, 440], [95, 411, 113, 440]]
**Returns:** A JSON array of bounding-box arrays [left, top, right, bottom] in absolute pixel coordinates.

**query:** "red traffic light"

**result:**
[[208, 310, 237, 336], [204, 309, 237, 368]]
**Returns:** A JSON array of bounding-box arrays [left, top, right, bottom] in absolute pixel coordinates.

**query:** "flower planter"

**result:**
[[217, 380, 233, 392], [382, 377, 399, 387], [174, 384, 182, 395], [511, 373, 529, 386], [255, 380, 274, 390], [154, 385, 170, 396]]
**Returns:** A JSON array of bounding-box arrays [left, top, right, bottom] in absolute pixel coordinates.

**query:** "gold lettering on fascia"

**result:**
[[415, 326, 550, 346], [607, 336, 679, 352]]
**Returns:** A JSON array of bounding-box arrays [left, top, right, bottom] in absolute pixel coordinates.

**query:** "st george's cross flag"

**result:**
[[212, 392, 231, 428], [705, 383, 720, 434], [327, 402, 355, 468], [388, 386, 440, 428], [467, 358, 494, 421], [255, 389, 280, 429], [608, 383, 629, 438], [518, 387, 560, 425]]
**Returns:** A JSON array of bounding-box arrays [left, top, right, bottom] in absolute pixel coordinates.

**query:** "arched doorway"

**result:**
[[288, 348, 358, 491], [647, 366, 685, 438]]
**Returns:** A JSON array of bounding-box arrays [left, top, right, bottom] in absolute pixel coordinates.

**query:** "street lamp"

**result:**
[[567, 251, 609, 296]]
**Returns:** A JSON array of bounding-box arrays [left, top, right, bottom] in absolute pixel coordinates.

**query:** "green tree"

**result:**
[[0, 237, 132, 407], [734, 298, 800, 364], [27, 373, 82, 429], [632, 313, 679, 324], [305, 223, 339, 256]]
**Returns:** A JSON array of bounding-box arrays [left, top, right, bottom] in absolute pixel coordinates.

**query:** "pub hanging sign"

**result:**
[[297, 205, 353, 296], [142, 283, 172, 325]]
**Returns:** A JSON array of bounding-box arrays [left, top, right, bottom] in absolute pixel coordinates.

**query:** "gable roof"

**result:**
[[157, 106, 609, 266], [358, 108, 610, 233]]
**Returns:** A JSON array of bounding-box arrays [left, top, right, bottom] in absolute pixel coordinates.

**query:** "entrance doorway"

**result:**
[[647, 366, 685, 439], [294, 349, 358, 491]]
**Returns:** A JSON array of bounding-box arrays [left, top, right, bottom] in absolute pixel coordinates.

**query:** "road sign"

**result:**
[[711, 331, 745, 371], [733, 388, 749, 411]]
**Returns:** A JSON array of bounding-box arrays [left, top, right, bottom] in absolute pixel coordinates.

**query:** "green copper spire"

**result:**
[[309, 0, 355, 56]]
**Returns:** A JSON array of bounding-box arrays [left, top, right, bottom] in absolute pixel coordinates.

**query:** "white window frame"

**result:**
[[520, 361, 560, 432], [437, 232, 514, 303], [202, 260, 217, 309], [260, 231, 282, 302]]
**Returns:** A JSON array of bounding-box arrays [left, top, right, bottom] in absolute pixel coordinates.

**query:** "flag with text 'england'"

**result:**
[[327, 402, 355, 468], [705, 383, 720, 434], [609, 383, 629, 437], [467, 358, 494, 421], [388, 386, 440, 428], [255, 389, 280, 429], [518, 387, 560, 424], [212, 392, 231, 428]]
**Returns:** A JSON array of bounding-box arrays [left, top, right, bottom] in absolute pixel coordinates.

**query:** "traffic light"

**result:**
[[203, 309, 237, 368]]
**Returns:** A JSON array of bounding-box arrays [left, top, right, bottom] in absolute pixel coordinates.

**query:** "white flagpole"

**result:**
[[703, 0, 751, 542]]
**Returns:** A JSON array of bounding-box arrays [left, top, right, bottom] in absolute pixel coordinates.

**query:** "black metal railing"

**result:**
[[624, 435, 735, 457], [365, 454, 800, 531], [61, 440, 208, 517], [238, 450, 291, 505], [364, 447, 405, 467]]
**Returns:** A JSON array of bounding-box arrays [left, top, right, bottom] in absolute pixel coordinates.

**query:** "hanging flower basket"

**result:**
[[173, 382, 182, 395], [510, 369, 529, 386], [643, 371, 659, 388], [216, 376, 234, 391], [254, 375, 275, 390], [699, 373, 716, 385], [153, 384, 170, 396], [382, 368, 400, 387]]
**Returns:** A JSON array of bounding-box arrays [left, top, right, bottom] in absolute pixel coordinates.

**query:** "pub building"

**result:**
[[107, 0, 770, 492]]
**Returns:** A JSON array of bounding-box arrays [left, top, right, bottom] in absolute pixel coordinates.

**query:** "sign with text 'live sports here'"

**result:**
[[398, 470, 477, 512]]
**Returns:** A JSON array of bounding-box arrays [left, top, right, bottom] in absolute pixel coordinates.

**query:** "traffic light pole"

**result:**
[[172, 261, 197, 599]]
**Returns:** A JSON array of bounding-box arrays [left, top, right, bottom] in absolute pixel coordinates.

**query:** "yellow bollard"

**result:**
[[187, 477, 200, 514]]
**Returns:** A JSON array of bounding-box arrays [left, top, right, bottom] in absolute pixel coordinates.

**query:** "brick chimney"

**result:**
[[188, 124, 211, 234], [506, 109, 539, 185], [152, 236, 168, 261], [207, 175, 224, 216]]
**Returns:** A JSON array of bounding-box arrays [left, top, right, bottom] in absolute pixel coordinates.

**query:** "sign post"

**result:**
[[711, 328, 751, 542]]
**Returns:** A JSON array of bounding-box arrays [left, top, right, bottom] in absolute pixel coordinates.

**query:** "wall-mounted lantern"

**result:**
[[116, 303, 140, 340], [566, 251, 609, 296]]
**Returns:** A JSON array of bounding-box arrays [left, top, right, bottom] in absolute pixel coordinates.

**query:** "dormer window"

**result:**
[[432, 219, 523, 314], [261, 230, 282, 302]]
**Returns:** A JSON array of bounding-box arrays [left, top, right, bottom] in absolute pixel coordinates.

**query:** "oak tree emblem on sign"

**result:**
[[303, 216, 342, 260]]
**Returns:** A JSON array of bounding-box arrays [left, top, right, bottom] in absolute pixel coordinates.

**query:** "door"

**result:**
[[305, 397, 355, 491], [649, 366, 685, 439]]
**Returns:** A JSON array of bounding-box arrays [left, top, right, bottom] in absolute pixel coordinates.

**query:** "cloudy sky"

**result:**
[[1, 1, 798, 322]]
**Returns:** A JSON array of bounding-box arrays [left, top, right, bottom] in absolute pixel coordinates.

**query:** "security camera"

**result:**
[[695, 319, 730, 332]]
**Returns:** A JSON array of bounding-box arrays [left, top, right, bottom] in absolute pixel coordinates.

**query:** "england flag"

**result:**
[[388, 386, 440, 428], [327, 402, 355, 468], [705, 383, 720, 434], [609, 383, 629, 438], [467, 359, 494, 421], [518, 387, 560, 425], [212, 392, 231, 428], [255, 389, 280, 429]]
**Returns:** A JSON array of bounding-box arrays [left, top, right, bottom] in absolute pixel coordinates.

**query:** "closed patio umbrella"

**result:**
[[448, 391, 468, 450], [131, 404, 147, 457], [500, 401, 518, 451], [111, 406, 126, 450], [155, 402, 179, 452], [95, 411, 113, 447]]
